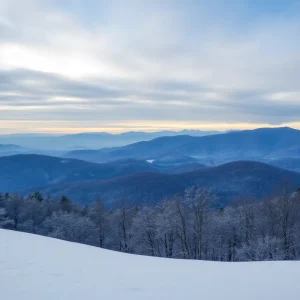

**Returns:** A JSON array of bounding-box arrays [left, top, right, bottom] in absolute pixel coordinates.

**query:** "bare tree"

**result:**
[[185, 187, 213, 259], [265, 184, 300, 259], [155, 200, 177, 258], [89, 199, 109, 248]]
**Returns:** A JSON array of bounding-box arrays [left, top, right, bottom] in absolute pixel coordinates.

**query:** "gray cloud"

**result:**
[[0, 68, 300, 126], [0, 0, 300, 132]]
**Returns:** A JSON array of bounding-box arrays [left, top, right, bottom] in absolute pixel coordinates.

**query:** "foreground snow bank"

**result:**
[[1, 229, 300, 300]]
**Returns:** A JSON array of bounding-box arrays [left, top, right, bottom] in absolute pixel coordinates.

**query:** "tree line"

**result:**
[[1, 185, 300, 261]]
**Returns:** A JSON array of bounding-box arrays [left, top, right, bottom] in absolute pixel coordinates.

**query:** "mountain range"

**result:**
[[1, 154, 299, 207], [0, 130, 219, 151], [66, 127, 300, 164], [1, 127, 300, 207]]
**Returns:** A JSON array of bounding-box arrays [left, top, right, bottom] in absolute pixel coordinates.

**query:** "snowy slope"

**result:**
[[1, 229, 300, 300]]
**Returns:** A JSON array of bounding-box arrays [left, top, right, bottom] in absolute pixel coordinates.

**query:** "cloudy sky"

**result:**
[[1, 0, 300, 134]]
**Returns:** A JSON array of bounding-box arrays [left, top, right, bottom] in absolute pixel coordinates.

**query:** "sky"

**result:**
[[0, 0, 300, 134]]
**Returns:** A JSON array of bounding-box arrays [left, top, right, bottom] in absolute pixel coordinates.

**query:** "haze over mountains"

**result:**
[[0, 144, 22, 151], [0, 130, 219, 151], [66, 127, 300, 164], [0, 144, 24, 156], [269, 158, 300, 173], [2, 127, 300, 165], [1, 127, 300, 207]]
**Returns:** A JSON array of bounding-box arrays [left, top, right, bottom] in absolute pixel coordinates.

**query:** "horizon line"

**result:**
[[0, 124, 299, 136]]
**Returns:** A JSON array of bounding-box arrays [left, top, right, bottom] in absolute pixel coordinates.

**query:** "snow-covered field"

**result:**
[[1, 229, 300, 300]]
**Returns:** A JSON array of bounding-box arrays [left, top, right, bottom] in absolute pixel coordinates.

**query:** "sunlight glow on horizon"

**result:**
[[1, 120, 300, 135]]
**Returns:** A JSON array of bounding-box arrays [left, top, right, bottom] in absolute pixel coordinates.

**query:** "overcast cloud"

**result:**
[[0, 0, 300, 133]]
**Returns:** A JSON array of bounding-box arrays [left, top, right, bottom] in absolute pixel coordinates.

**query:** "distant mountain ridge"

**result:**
[[268, 158, 300, 173], [0, 144, 22, 151], [0, 130, 220, 150], [66, 127, 300, 163], [0, 144, 25, 157]]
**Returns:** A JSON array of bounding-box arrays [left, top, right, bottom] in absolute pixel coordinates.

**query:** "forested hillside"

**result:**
[[38, 161, 300, 206], [1, 185, 300, 261]]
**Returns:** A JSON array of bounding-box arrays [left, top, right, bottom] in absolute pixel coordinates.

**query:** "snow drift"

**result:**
[[1, 229, 300, 300]]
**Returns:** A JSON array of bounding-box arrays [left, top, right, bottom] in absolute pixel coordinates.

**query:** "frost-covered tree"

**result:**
[[185, 187, 214, 259], [112, 202, 138, 253], [131, 206, 158, 256], [88, 199, 109, 248], [5, 194, 24, 230], [0, 207, 13, 228], [155, 199, 177, 258], [44, 211, 96, 245], [265, 184, 300, 260], [172, 195, 192, 258], [1, 183, 300, 261], [21, 197, 47, 234]]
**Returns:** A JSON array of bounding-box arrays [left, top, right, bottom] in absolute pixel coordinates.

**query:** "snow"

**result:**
[[1, 229, 300, 300], [60, 160, 70, 164], [146, 159, 155, 163]]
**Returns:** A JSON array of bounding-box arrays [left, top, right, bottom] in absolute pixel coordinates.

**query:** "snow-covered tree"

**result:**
[[0, 207, 13, 228], [131, 206, 158, 256], [21, 197, 47, 233], [5, 194, 24, 230], [44, 211, 96, 245], [155, 199, 177, 258], [185, 186, 214, 259], [88, 199, 109, 248]]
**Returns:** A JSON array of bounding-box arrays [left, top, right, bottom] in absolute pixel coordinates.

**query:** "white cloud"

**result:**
[[267, 92, 300, 104]]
